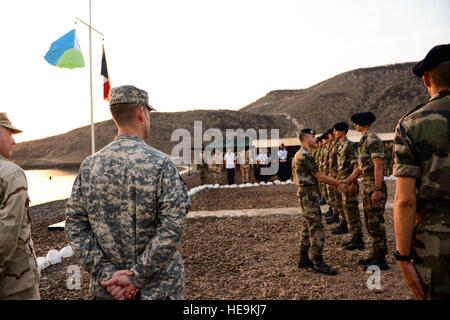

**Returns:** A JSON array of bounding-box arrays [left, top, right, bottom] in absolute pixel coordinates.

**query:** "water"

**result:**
[[24, 170, 77, 207]]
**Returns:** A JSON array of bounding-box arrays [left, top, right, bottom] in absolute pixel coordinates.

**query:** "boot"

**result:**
[[313, 258, 338, 276], [358, 251, 378, 266], [324, 207, 333, 217], [326, 214, 339, 224], [331, 221, 348, 235], [344, 235, 365, 250], [363, 253, 389, 270], [298, 252, 314, 269]]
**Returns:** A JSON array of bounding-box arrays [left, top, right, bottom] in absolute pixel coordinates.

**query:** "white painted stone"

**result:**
[[46, 249, 62, 265]]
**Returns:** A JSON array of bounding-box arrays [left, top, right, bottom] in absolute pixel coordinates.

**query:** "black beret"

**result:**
[[413, 44, 450, 77], [326, 128, 334, 135], [351, 112, 376, 126], [333, 121, 349, 132], [300, 128, 315, 135], [321, 134, 329, 140]]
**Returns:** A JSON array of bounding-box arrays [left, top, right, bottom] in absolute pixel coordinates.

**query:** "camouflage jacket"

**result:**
[[292, 147, 319, 188], [319, 144, 328, 174], [65, 135, 191, 300], [321, 143, 331, 175], [393, 90, 450, 215], [0, 155, 40, 298], [337, 137, 358, 180], [357, 130, 384, 190], [328, 140, 341, 177]]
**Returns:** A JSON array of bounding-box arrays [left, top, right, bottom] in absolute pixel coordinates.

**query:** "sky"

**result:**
[[1, 0, 449, 143]]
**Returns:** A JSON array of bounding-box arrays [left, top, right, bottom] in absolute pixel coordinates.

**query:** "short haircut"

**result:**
[[429, 61, 450, 88], [110, 103, 142, 125], [299, 132, 309, 142]]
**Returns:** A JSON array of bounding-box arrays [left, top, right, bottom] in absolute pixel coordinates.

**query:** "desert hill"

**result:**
[[12, 110, 297, 170], [240, 62, 428, 133]]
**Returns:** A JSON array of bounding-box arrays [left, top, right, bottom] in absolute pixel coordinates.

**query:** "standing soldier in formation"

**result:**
[[334, 122, 364, 250], [0, 113, 40, 300], [319, 133, 333, 217], [293, 128, 345, 276], [212, 148, 223, 185], [325, 129, 340, 225], [342, 112, 388, 270], [65, 85, 191, 300], [383, 141, 393, 177], [239, 148, 251, 184], [393, 44, 450, 300], [197, 149, 209, 185]]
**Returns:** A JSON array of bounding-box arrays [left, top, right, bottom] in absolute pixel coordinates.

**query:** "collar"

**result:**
[[429, 89, 450, 102], [114, 134, 145, 143]]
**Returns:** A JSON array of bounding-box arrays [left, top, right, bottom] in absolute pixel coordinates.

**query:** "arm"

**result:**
[[371, 157, 383, 206], [313, 172, 344, 192], [0, 170, 28, 276], [394, 176, 424, 300], [341, 166, 361, 185], [128, 158, 190, 288]]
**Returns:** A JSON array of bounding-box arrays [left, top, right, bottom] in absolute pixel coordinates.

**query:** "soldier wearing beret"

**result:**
[[342, 112, 388, 270], [333, 122, 364, 250], [393, 44, 450, 299], [65, 85, 191, 300], [292, 128, 345, 275], [325, 129, 341, 225], [0, 114, 40, 300]]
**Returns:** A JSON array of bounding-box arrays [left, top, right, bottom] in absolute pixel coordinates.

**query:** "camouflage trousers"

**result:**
[[362, 181, 387, 255], [326, 184, 339, 216], [298, 185, 325, 261], [341, 183, 363, 237], [212, 165, 223, 184], [412, 205, 450, 300], [240, 165, 250, 184], [0, 284, 40, 300]]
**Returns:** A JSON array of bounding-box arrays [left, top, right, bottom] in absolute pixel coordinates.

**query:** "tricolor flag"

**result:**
[[101, 45, 110, 101], [44, 29, 85, 69]]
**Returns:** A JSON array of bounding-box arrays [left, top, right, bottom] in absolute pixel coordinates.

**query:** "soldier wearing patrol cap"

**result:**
[[393, 44, 450, 299], [292, 128, 345, 275], [65, 85, 191, 300], [0, 113, 41, 300], [342, 112, 388, 270]]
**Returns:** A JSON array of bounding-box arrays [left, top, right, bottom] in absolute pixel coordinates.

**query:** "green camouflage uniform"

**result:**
[[337, 137, 363, 237], [383, 144, 393, 177], [65, 135, 191, 300], [393, 89, 450, 299], [0, 155, 40, 299], [319, 145, 329, 202], [292, 147, 325, 261], [358, 131, 387, 256], [327, 140, 342, 219]]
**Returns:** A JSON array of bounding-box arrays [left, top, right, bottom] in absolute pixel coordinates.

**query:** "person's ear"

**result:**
[[423, 73, 431, 89], [136, 106, 145, 122]]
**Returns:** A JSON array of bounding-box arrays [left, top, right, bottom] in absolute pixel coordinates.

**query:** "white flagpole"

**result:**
[[89, 0, 95, 155]]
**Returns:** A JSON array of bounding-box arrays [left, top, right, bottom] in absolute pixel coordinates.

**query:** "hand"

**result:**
[[336, 182, 346, 193], [371, 190, 382, 207], [397, 261, 425, 300], [101, 270, 140, 300], [348, 182, 357, 196]]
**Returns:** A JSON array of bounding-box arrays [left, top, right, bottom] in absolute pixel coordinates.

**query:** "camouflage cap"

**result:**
[[0, 112, 22, 134], [109, 85, 156, 111]]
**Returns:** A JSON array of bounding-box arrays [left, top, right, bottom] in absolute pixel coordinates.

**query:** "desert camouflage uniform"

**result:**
[[211, 152, 223, 185], [358, 131, 387, 256], [393, 89, 450, 299], [65, 135, 191, 300], [327, 141, 341, 219], [292, 147, 325, 261], [239, 151, 251, 184], [0, 155, 40, 300], [337, 137, 363, 237]]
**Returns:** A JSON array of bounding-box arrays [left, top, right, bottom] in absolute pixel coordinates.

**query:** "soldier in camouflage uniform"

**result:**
[[383, 141, 393, 177], [333, 122, 364, 250], [197, 150, 209, 185], [65, 86, 191, 300], [239, 149, 251, 184], [342, 112, 388, 270], [292, 128, 345, 276], [0, 113, 40, 300], [319, 134, 333, 217], [211, 149, 223, 185], [393, 44, 450, 300], [325, 129, 340, 225]]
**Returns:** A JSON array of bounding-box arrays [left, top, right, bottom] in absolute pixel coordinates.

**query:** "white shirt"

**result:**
[[278, 149, 288, 161], [224, 152, 235, 169], [256, 153, 269, 165]]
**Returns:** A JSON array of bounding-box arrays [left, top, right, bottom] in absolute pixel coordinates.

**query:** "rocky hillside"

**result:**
[[12, 110, 297, 169], [240, 62, 428, 133]]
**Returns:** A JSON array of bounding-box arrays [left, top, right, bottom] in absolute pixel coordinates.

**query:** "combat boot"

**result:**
[[331, 221, 348, 235], [325, 214, 339, 224], [344, 235, 365, 250], [298, 252, 314, 269], [313, 257, 338, 276], [363, 253, 389, 270], [358, 251, 378, 266]]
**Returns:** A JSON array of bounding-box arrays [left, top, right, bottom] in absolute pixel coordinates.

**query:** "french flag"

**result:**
[[101, 45, 110, 100]]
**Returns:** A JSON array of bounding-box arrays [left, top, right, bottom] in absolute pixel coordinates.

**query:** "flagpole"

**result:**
[[89, 0, 95, 155]]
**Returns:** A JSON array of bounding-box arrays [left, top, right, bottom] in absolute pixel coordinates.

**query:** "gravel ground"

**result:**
[[28, 169, 413, 300]]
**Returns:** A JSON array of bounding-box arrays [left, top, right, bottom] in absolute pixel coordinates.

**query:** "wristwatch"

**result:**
[[374, 187, 382, 192], [394, 249, 412, 261]]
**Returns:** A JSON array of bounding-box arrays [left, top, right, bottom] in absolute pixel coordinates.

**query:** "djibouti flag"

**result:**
[[44, 29, 85, 69]]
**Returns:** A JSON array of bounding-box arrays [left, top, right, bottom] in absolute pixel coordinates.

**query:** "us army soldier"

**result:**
[[292, 128, 345, 275], [393, 44, 450, 300], [0, 113, 40, 300], [65, 85, 191, 300]]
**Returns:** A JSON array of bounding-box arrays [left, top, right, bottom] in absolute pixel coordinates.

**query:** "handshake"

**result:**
[[101, 270, 140, 300], [335, 180, 358, 195]]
